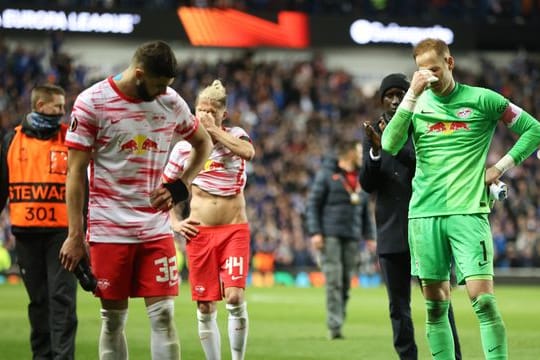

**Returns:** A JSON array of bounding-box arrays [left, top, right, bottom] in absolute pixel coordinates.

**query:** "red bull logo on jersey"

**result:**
[[204, 159, 225, 171], [119, 135, 160, 154], [426, 121, 470, 134]]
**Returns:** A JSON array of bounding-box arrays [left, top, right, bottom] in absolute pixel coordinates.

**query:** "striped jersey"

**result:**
[[65, 76, 199, 243], [163, 126, 250, 196]]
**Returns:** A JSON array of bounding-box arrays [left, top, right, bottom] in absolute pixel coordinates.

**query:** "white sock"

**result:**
[[99, 308, 128, 360], [197, 309, 221, 360], [226, 302, 248, 360], [147, 299, 180, 360]]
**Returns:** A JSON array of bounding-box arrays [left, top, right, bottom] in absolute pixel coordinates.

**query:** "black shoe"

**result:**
[[73, 258, 97, 293]]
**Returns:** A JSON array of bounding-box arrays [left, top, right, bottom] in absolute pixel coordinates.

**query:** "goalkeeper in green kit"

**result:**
[[382, 38, 540, 360]]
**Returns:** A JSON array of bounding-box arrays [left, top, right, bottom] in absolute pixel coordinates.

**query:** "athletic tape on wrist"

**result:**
[[399, 88, 417, 112], [163, 179, 189, 204], [494, 154, 515, 174]]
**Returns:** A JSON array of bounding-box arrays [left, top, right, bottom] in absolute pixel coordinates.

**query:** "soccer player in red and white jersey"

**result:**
[[164, 80, 255, 360], [59, 40, 212, 359]]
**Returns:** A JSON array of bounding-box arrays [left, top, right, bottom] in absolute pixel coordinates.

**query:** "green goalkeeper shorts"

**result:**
[[409, 214, 494, 285]]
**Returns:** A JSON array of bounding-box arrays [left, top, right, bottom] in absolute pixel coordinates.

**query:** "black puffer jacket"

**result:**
[[306, 156, 375, 240]]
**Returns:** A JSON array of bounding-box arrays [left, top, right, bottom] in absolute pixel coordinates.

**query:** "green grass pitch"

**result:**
[[1, 282, 539, 359]]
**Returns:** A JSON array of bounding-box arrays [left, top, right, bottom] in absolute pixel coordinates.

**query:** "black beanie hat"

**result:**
[[379, 73, 410, 102]]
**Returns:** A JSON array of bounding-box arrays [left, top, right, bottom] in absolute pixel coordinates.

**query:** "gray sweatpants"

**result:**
[[320, 236, 358, 332]]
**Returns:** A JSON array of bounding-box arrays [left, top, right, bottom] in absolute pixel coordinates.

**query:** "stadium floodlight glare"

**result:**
[[350, 19, 454, 45], [0, 8, 141, 34]]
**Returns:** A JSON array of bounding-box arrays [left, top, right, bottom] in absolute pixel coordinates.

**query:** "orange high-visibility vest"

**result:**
[[7, 124, 69, 228]]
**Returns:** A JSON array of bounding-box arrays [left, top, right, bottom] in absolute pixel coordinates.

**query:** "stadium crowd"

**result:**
[[0, 35, 538, 280]]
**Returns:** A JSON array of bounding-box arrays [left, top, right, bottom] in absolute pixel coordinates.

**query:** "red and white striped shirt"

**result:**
[[163, 126, 250, 196], [65, 77, 199, 243]]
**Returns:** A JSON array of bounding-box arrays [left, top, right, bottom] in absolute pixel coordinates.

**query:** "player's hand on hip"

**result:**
[[59, 236, 87, 272], [485, 166, 502, 185], [150, 186, 173, 211], [177, 218, 200, 240]]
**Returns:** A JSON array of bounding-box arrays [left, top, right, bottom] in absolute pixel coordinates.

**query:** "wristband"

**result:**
[[399, 88, 417, 112], [163, 179, 189, 204], [494, 154, 515, 174]]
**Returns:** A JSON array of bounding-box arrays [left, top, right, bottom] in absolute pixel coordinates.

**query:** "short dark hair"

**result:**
[[335, 140, 359, 157], [132, 40, 177, 78], [31, 84, 65, 110]]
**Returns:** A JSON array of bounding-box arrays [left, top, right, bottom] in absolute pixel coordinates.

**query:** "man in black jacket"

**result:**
[[306, 140, 375, 340], [360, 73, 462, 359]]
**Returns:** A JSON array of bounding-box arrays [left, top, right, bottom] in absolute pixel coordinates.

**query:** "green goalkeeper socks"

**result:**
[[425, 299, 454, 360], [472, 293, 508, 359]]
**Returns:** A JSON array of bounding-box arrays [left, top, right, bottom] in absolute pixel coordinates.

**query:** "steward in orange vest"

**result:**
[[0, 84, 77, 360], [2, 123, 69, 230]]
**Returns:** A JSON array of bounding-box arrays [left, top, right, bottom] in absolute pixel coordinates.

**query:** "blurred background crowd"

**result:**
[[0, 26, 539, 279]]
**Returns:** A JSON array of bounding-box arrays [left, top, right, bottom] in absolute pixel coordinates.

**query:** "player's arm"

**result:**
[[394, 133, 416, 169], [209, 127, 255, 161], [382, 70, 433, 155], [487, 102, 540, 183], [381, 107, 412, 156], [169, 202, 185, 231], [156, 123, 213, 209], [181, 124, 212, 186], [169, 201, 199, 239], [59, 148, 92, 272]]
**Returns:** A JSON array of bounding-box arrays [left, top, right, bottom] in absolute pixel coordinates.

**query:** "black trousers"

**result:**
[[379, 252, 462, 360], [15, 231, 78, 360]]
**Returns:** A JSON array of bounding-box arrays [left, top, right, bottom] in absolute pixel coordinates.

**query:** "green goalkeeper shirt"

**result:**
[[382, 82, 540, 218]]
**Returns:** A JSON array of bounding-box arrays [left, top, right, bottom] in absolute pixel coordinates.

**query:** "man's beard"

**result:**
[[136, 79, 155, 102]]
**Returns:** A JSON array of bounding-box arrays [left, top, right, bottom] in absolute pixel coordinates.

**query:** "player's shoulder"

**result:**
[[164, 87, 187, 104], [76, 78, 113, 103], [172, 140, 192, 153], [155, 87, 191, 113], [458, 83, 501, 98]]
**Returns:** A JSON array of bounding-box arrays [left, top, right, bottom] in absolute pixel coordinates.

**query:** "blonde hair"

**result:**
[[197, 80, 227, 108], [413, 38, 450, 60]]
